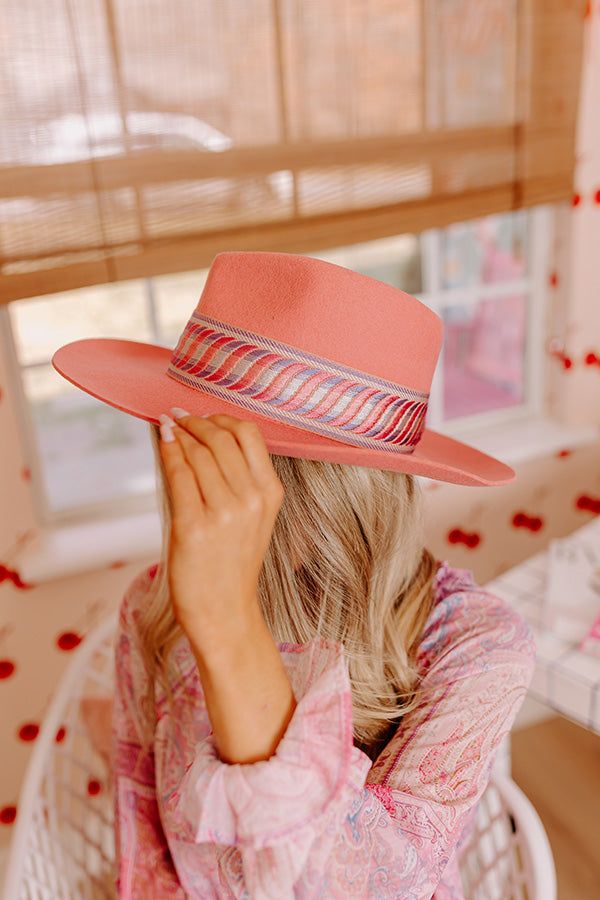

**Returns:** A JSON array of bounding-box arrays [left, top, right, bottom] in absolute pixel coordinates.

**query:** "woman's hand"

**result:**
[[157, 407, 296, 764], [158, 408, 285, 654]]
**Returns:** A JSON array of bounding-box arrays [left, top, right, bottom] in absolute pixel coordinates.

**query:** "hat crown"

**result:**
[[194, 251, 442, 395]]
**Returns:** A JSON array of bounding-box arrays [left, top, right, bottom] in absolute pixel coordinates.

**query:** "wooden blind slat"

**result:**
[[0, 178, 568, 305]]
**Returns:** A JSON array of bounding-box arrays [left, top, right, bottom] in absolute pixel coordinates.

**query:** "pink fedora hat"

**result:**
[[51, 250, 514, 487]]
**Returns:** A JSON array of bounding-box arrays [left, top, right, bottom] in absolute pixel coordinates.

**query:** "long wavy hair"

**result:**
[[136, 422, 438, 761]]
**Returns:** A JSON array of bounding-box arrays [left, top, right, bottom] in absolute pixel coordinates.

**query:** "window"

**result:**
[[1, 206, 549, 524], [315, 206, 548, 431]]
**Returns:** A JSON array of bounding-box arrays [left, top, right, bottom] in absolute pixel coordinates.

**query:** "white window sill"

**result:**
[[15, 417, 598, 585], [17, 510, 162, 585], [438, 415, 598, 468]]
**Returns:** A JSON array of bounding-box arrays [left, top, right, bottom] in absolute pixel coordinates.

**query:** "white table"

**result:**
[[486, 516, 600, 736]]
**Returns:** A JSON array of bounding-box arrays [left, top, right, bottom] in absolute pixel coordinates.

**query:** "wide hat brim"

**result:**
[[52, 337, 515, 487]]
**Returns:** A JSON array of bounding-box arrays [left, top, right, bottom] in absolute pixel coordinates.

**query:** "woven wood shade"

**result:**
[[0, 0, 585, 303]]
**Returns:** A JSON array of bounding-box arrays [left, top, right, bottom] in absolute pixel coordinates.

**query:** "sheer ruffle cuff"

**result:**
[[165, 637, 372, 850]]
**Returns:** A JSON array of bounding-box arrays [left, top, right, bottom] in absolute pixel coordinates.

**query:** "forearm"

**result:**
[[187, 601, 297, 765], [158, 411, 294, 764]]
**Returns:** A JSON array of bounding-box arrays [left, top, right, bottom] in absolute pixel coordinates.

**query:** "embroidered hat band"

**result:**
[[166, 312, 429, 454]]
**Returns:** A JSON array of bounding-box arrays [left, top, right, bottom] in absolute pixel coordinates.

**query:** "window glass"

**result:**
[[442, 293, 526, 420], [153, 268, 209, 345], [9, 280, 151, 365], [314, 233, 422, 295], [441, 210, 528, 289], [22, 365, 156, 514]]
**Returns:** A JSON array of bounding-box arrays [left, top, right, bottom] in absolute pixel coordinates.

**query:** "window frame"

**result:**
[[421, 203, 551, 435], [0, 204, 553, 527]]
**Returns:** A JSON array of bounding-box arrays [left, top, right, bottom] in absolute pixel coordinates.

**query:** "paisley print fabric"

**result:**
[[111, 560, 536, 898]]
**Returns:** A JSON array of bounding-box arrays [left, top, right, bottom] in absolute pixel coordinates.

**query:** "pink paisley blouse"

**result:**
[[111, 559, 536, 899]]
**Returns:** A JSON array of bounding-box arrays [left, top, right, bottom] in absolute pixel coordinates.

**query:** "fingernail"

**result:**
[[170, 407, 190, 419], [159, 413, 176, 427], [160, 422, 175, 443]]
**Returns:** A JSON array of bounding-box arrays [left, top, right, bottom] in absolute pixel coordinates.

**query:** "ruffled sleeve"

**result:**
[[166, 637, 371, 894]]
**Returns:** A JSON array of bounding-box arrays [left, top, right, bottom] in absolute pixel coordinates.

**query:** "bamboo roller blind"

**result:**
[[0, 0, 585, 303]]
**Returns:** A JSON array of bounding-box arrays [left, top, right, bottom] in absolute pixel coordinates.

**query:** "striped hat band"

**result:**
[[166, 312, 429, 454]]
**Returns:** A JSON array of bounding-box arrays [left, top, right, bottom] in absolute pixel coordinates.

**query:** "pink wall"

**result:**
[[1, 4, 600, 853]]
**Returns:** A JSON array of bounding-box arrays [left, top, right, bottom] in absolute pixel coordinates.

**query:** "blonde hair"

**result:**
[[136, 422, 437, 760]]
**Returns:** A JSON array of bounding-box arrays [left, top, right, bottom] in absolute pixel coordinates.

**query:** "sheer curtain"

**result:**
[[0, 0, 585, 302]]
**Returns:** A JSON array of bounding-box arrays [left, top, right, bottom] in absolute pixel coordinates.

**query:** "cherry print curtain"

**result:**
[[0, 0, 586, 303]]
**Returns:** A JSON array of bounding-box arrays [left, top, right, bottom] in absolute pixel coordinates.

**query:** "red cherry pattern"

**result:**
[[575, 494, 600, 514], [546, 345, 600, 370], [584, 351, 600, 367], [0, 659, 16, 679], [511, 512, 544, 532], [556, 449, 572, 459], [571, 186, 600, 206], [56, 631, 83, 651], [447, 528, 481, 549], [55, 726, 67, 743], [0, 564, 32, 590], [17, 722, 39, 742], [87, 779, 102, 796], [0, 805, 16, 825], [547, 343, 573, 369], [555, 350, 572, 369]]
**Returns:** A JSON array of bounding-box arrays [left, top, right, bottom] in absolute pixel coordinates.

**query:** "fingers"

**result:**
[[158, 421, 204, 529], [208, 414, 285, 511], [170, 411, 258, 497], [209, 415, 282, 492], [171, 424, 232, 509], [171, 409, 283, 505]]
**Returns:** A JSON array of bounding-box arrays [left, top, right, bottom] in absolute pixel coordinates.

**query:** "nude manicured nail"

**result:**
[[170, 407, 190, 419], [159, 413, 176, 427], [160, 422, 175, 443]]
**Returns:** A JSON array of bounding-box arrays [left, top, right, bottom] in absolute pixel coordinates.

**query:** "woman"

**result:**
[[52, 251, 535, 898]]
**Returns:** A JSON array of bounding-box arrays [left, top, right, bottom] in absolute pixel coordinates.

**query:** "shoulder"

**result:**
[[118, 561, 162, 633], [366, 566, 537, 791], [418, 561, 537, 684]]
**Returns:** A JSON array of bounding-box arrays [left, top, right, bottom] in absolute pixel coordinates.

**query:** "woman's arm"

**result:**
[[112, 567, 186, 898], [188, 600, 296, 764], [158, 409, 296, 765]]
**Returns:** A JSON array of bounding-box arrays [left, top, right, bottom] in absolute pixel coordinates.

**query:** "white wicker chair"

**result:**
[[458, 773, 556, 899], [3, 612, 556, 900], [3, 611, 118, 900]]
